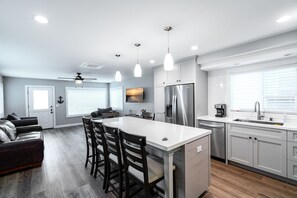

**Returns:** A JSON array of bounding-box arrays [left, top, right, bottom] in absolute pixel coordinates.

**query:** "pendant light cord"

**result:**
[[137, 47, 139, 64], [167, 30, 170, 53]]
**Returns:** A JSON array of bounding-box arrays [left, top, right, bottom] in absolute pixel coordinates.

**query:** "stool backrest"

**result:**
[[92, 121, 107, 155], [119, 130, 149, 183], [82, 116, 95, 146], [103, 125, 122, 165], [142, 112, 155, 120]]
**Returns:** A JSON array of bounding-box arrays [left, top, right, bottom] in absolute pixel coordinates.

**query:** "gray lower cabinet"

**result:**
[[287, 131, 297, 181], [228, 124, 287, 177], [228, 132, 253, 167], [253, 136, 286, 176]]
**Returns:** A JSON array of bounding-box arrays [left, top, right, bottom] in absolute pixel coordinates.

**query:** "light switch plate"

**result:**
[[197, 146, 202, 153]]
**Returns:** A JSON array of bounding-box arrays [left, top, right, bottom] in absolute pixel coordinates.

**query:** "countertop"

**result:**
[[100, 117, 212, 151], [197, 115, 297, 131]]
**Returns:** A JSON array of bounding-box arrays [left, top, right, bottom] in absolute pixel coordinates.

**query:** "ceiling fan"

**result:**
[[57, 72, 97, 84]]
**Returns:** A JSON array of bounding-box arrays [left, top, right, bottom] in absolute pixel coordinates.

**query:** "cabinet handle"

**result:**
[[254, 137, 257, 140], [249, 137, 252, 139]]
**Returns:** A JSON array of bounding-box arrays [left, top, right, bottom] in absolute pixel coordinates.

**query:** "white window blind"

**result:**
[[230, 66, 297, 113], [110, 86, 123, 110], [66, 87, 107, 117]]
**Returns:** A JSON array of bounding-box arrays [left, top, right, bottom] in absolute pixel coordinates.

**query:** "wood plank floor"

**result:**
[[0, 126, 297, 198]]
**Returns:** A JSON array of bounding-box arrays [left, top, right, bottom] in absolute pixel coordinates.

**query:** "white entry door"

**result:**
[[27, 86, 54, 129]]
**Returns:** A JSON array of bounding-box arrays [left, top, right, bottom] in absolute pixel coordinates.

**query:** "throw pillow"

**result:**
[[0, 129, 11, 143], [98, 107, 112, 114], [7, 113, 21, 120], [0, 120, 17, 140]]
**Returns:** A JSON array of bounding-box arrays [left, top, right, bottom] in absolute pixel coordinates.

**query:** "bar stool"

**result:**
[[82, 116, 96, 175], [103, 124, 124, 198], [119, 129, 167, 198], [92, 120, 108, 189]]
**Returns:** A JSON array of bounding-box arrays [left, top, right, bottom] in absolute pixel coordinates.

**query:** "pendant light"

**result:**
[[115, 54, 122, 82], [164, 26, 174, 71], [134, 43, 142, 77]]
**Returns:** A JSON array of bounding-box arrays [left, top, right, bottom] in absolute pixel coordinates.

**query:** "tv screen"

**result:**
[[126, 88, 144, 103]]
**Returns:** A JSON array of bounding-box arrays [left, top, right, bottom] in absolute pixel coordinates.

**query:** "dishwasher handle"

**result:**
[[199, 122, 225, 128]]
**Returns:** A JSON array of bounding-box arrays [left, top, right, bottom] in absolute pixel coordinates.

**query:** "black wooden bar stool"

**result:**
[[103, 124, 124, 198], [82, 116, 96, 175], [119, 129, 168, 198], [92, 120, 108, 189]]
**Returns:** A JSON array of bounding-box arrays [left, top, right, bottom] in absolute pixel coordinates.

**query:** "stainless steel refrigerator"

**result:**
[[165, 83, 194, 127]]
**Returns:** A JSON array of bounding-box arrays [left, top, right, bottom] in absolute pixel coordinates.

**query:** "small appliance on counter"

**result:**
[[215, 104, 226, 117]]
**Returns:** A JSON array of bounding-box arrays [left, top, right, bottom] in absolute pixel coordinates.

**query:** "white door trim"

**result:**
[[25, 85, 56, 128]]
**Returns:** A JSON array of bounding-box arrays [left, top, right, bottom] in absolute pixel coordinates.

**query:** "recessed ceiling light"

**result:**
[[276, 15, 292, 23], [149, 60, 155, 64], [34, 15, 49, 24], [284, 53, 292, 57], [191, 45, 199, 51], [234, 63, 240, 66]]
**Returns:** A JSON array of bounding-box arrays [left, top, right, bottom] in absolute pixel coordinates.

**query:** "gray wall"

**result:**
[[109, 74, 154, 116], [3, 77, 108, 126]]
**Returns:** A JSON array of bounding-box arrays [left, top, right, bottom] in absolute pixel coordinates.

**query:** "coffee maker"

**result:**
[[215, 104, 226, 117]]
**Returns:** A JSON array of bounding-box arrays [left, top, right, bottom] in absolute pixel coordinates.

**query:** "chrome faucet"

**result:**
[[254, 101, 264, 120]]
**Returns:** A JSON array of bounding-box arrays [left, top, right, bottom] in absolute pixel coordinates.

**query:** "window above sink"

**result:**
[[230, 65, 297, 114]]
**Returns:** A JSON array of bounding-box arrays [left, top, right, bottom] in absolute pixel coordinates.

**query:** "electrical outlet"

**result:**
[[196, 146, 202, 153]]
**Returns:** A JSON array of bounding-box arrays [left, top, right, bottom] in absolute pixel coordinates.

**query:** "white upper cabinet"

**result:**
[[154, 60, 196, 86], [180, 60, 195, 83], [154, 68, 167, 85], [166, 64, 180, 84]]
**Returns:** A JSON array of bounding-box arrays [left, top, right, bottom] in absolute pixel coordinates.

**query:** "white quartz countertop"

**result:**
[[197, 115, 297, 131], [100, 117, 211, 151]]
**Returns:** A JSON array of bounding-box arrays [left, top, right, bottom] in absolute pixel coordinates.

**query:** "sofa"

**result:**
[[1, 112, 38, 127], [0, 120, 44, 175], [91, 107, 119, 119]]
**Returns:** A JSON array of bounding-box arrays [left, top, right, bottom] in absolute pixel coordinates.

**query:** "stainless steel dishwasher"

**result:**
[[198, 120, 225, 160]]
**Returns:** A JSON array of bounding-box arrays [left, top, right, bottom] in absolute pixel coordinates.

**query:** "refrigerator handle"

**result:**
[[172, 95, 177, 124]]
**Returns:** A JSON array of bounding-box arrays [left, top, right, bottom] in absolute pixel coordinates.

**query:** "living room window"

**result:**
[[66, 87, 108, 117], [230, 65, 297, 113], [109, 86, 123, 110]]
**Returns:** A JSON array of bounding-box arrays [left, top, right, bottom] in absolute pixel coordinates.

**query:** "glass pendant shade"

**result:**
[[115, 71, 122, 82], [75, 79, 83, 85], [134, 63, 142, 77], [164, 53, 174, 71]]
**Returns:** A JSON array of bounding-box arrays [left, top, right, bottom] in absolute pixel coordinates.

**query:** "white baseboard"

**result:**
[[55, 123, 82, 128]]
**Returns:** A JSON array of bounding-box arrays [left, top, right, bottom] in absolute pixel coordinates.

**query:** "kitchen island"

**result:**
[[100, 117, 211, 198]]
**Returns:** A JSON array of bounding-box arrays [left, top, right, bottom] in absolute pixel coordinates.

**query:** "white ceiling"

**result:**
[[0, 0, 297, 82]]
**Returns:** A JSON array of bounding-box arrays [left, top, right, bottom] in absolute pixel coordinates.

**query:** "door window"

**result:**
[[33, 90, 49, 110]]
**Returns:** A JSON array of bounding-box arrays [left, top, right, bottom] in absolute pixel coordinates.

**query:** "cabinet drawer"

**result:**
[[288, 160, 297, 181], [228, 124, 286, 140], [288, 142, 297, 162], [288, 131, 297, 142]]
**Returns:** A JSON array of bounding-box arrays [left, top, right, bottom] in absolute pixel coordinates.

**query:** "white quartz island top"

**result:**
[[102, 117, 211, 151]]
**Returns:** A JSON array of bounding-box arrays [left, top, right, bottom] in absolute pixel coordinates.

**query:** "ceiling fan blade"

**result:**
[[84, 78, 97, 80], [57, 77, 75, 80]]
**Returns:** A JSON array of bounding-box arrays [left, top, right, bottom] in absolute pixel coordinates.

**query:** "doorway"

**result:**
[[26, 86, 55, 129]]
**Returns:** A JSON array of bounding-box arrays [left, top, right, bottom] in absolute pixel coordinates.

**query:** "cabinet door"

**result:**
[[180, 60, 195, 83], [154, 68, 167, 85], [154, 85, 165, 122], [166, 64, 180, 84], [253, 136, 286, 176], [228, 132, 253, 167]]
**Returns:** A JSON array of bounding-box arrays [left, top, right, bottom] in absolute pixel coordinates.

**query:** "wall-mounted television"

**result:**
[[126, 88, 145, 103]]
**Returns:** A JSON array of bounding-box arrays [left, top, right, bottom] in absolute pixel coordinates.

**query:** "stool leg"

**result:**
[[85, 144, 89, 167], [94, 151, 99, 178], [90, 147, 96, 175], [119, 167, 123, 198], [105, 161, 110, 193]]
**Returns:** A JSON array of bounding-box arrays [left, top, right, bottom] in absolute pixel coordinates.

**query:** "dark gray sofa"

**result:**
[[91, 107, 119, 119], [0, 121, 44, 175]]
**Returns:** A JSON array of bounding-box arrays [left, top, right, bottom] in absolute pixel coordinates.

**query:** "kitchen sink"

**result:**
[[233, 119, 284, 126]]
